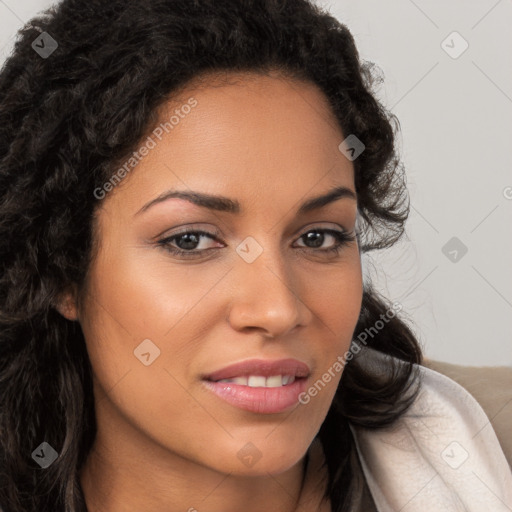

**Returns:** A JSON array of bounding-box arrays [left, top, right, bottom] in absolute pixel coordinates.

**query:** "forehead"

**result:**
[[164, 69, 343, 141], [102, 70, 354, 214]]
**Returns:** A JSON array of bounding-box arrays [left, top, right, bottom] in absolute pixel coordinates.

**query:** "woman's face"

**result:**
[[70, 71, 363, 478]]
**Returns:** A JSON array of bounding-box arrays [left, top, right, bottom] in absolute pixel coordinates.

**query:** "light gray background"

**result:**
[[1, 0, 510, 366]]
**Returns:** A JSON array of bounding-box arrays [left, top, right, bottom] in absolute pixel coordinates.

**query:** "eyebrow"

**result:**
[[135, 185, 356, 217]]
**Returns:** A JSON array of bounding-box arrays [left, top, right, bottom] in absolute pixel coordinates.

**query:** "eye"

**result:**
[[157, 229, 221, 257], [157, 227, 356, 259], [294, 228, 357, 255]]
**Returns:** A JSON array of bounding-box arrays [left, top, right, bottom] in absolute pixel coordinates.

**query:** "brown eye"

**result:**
[[158, 230, 222, 258], [295, 229, 356, 254]]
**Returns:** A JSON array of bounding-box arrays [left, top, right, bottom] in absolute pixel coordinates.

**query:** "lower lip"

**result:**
[[202, 377, 309, 414]]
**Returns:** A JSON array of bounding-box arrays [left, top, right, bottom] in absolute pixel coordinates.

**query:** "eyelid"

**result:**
[[155, 224, 222, 241], [292, 221, 353, 238], [160, 221, 352, 243]]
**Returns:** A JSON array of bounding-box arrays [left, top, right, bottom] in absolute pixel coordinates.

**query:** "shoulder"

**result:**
[[422, 358, 512, 466], [349, 358, 512, 510]]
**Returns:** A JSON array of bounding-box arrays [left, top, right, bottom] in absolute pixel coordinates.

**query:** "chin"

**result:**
[[208, 436, 310, 477]]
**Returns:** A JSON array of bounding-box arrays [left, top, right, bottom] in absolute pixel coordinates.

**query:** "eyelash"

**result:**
[[156, 227, 357, 259]]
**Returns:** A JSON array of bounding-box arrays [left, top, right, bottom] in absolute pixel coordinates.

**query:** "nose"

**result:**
[[226, 243, 313, 338]]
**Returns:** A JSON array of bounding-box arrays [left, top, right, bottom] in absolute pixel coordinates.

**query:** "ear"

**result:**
[[53, 284, 79, 321]]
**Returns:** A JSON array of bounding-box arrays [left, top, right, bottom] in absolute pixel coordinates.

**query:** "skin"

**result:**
[[57, 70, 363, 512]]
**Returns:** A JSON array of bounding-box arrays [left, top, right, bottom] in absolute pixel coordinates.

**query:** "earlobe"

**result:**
[[53, 286, 79, 321]]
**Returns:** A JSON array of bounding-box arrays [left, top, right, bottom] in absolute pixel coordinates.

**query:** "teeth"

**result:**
[[283, 375, 295, 385], [265, 375, 283, 387], [216, 375, 296, 387], [218, 377, 248, 385], [248, 376, 266, 387]]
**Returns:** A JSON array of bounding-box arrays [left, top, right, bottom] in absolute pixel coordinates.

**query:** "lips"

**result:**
[[201, 358, 311, 414], [203, 358, 311, 382]]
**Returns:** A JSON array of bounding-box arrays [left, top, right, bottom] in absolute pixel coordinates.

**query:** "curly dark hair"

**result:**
[[0, 0, 424, 510]]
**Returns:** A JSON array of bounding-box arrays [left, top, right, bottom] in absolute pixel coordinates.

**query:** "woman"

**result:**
[[0, 1, 510, 511]]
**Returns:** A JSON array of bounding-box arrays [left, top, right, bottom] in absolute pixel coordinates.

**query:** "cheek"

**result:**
[[300, 254, 363, 391], [78, 261, 231, 457], [78, 249, 233, 404], [303, 251, 363, 339], [84, 243, 228, 338]]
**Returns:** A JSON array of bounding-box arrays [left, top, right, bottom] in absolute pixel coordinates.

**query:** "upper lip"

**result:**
[[203, 358, 311, 382]]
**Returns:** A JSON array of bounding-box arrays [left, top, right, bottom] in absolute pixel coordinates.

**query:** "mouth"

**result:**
[[201, 358, 311, 414]]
